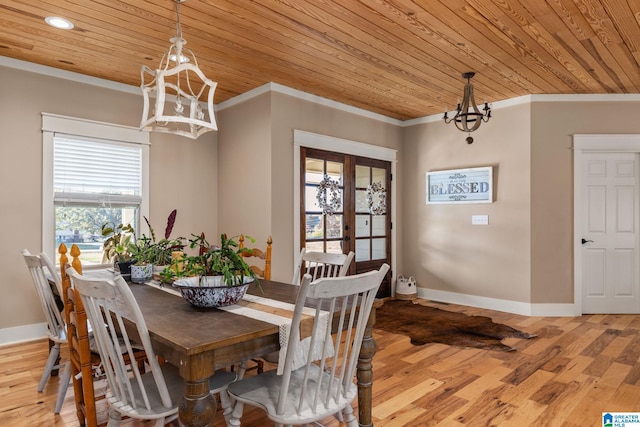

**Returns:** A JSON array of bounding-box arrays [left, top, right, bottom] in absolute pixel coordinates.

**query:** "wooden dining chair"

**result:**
[[22, 249, 71, 414], [238, 234, 272, 280], [65, 265, 237, 427], [237, 234, 273, 374], [59, 243, 104, 427], [228, 263, 390, 426], [59, 243, 147, 427]]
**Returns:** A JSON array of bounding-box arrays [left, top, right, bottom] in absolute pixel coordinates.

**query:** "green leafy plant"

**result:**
[[129, 235, 156, 265], [101, 222, 135, 262], [161, 233, 259, 288], [131, 210, 185, 266]]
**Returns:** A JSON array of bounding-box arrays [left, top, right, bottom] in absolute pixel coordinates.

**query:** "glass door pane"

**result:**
[[302, 149, 347, 255], [353, 156, 391, 297], [354, 164, 388, 262]]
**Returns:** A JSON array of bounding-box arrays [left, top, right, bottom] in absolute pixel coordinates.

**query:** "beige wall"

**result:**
[[5, 59, 640, 339], [530, 100, 640, 303], [271, 92, 403, 283], [0, 65, 218, 332], [217, 91, 403, 283], [216, 93, 272, 253], [402, 99, 640, 307], [401, 103, 532, 303]]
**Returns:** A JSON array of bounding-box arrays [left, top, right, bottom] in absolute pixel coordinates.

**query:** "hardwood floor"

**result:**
[[3, 299, 640, 426]]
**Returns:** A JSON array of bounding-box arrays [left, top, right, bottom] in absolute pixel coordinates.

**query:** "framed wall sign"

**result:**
[[426, 166, 493, 204]]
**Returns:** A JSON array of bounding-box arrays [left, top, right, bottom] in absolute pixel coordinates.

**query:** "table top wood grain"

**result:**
[[126, 280, 298, 379]]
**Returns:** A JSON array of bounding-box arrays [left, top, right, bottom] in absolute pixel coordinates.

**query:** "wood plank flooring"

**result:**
[[2, 299, 640, 426]]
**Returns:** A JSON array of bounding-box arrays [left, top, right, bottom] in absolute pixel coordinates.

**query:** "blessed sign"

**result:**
[[426, 166, 493, 204]]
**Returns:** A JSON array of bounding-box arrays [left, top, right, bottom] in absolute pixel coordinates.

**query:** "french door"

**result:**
[[300, 147, 391, 297]]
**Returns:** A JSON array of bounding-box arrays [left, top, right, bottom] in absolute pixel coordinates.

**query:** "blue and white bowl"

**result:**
[[173, 276, 253, 308]]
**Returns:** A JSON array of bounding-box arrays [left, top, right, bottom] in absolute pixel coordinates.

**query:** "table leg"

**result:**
[[357, 307, 376, 427], [179, 379, 216, 427]]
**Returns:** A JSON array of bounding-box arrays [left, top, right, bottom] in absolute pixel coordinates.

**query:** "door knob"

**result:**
[[581, 238, 593, 244]]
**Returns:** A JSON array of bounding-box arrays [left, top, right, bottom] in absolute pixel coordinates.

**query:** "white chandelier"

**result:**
[[140, 0, 217, 139], [443, 72, 491, 144]]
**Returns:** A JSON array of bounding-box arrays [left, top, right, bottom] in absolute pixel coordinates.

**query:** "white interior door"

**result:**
[[582, 152, 640, 313]]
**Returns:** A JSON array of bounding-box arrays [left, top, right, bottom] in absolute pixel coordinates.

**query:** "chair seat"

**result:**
[[107, 363, 185, 419], [228, 365, 356, 424]]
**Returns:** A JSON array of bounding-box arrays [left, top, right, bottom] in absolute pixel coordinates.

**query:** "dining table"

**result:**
[[123, 278, 379, 427]]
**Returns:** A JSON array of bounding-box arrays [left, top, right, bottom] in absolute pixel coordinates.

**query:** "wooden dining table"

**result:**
[[124, 279, 378, 427]]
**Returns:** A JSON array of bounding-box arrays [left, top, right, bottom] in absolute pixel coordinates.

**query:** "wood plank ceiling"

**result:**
[[1, 0, 639, 120]]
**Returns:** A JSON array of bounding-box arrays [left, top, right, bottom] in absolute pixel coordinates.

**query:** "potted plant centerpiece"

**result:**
[[166, 233, 259, 307], [130, 210, 185, 283], [129, 234, 155, 283], [101, 222, 135, 275], [147, 209, 185, 267]]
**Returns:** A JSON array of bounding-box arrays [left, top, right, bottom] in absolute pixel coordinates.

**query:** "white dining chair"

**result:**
[[22, 249, 71, 414], [292, 248, 355, 285], [227, 263, 389, 427], [66, 266, 237, 427], [258, 248, 356, 366]]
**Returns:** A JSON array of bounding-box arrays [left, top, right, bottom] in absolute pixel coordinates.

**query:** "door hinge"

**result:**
[[390, 222, 392, 230], [390, 173, 393, 181]]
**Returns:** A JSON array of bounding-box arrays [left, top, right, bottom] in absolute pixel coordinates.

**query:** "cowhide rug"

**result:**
[[374, 300, 536, 351]]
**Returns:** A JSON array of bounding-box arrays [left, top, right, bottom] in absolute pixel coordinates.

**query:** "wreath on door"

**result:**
[[316, 175, 341, 215], [366, 182, 387, 215]]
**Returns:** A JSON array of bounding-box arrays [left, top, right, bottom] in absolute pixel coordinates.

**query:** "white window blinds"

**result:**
[[53, 134, 142, 205]]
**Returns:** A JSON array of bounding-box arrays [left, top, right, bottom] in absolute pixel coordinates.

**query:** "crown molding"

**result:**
[[4, 56, 639, 128], [0, 56, 139, 95], [216, 82, 403, 125]]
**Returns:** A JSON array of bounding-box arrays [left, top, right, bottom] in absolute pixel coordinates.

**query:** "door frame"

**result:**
[[573, 134, 640, 315], [293, 130, 397, 287]]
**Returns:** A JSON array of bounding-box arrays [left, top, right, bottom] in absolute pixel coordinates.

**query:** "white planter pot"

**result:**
[[130, 263, 153, 283]]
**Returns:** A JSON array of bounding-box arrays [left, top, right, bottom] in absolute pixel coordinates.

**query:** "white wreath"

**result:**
[[316, 175, 341, 215], [366, 182, 387, 215]]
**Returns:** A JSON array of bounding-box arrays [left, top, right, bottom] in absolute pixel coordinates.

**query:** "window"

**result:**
[[43, 114, 149, 265]]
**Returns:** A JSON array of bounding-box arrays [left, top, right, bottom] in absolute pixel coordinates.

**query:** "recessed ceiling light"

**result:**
[[45, 16, 74, 30]]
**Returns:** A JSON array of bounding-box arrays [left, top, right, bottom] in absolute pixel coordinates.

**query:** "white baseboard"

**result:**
[[418, 288, 576, 317], [0, 322, 48, 346], [0, 289, 577, 347]]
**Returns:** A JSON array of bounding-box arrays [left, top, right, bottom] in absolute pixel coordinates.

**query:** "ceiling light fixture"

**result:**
[[45, 16, 74, 30], [140, 0, 217, 139], [443, 72, 491, 144]]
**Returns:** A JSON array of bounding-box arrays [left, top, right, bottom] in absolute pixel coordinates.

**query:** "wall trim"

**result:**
[[0, 323, 48, 347], [0, 289, 578, 346], [419, 288, 576, 317], [0, 56, 139, 95], [293, 130, 398, 293], [217, 82, 403, 126], [401, 93, 640, 127], [7, 56, 637, 132], [41, 113, 150, 262]]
